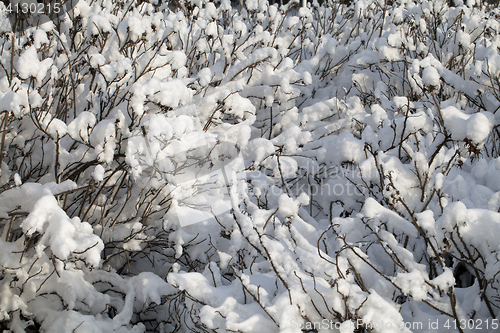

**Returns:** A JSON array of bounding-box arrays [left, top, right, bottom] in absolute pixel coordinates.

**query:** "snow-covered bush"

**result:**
[[0, 0, 500, 332]]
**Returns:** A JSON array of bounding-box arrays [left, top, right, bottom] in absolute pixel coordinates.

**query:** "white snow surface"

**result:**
[[0, 0, 500, 332]]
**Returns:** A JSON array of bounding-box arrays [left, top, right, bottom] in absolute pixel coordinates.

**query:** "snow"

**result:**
[[358, 291, 412, 333], [22, 195, 104, 266], [87, 14, 113, 38], [43, 117, 68, 139], [440, 106, 494, 144], [90, 119, 116, 164], [1, 0, 500, 332], [67, 111, 96, 143], [13, 173, 22, 186], [1, 92, 23, 117], [430, 267, 455, 291], [422, 66, 440, 88], [277, 193, 308, 218], [16, 47, 53, 83], [130, 78, 192, 117], [92, 165, 105, 182]]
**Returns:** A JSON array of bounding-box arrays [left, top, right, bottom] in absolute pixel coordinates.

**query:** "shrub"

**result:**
[[0, 0, 499, 332]]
